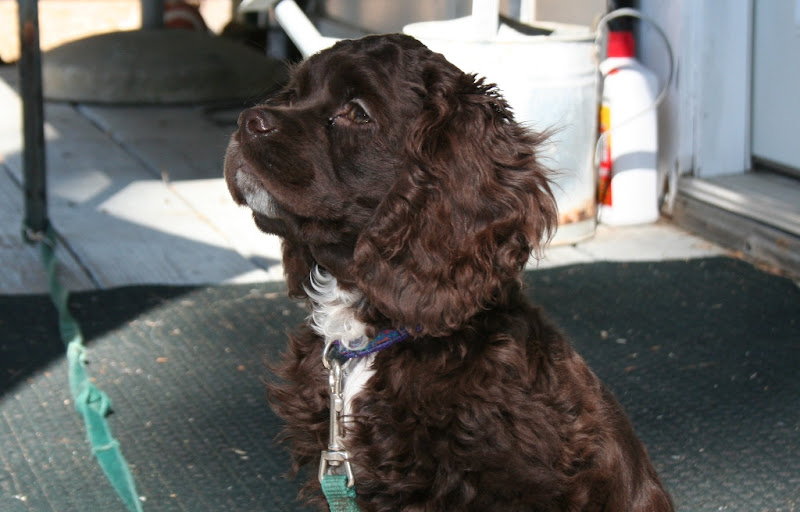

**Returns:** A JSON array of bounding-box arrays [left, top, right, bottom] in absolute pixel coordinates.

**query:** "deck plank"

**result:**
[[0, 77, 266, 289], [170, 178, 286, 282], [78, 105, 236, 181], [1, 70, 95, 293], [78, 104, 283, 283], [0, 72, 22, 162], [0, 169, 95, 294], [57, 178, 272, 287]]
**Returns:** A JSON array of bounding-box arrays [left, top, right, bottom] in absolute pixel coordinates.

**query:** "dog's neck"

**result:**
[[305, 266, 375, 424], [305, 266, 368, 350]]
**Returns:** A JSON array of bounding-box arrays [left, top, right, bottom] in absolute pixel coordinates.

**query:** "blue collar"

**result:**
[[331, 327, 411, 359]]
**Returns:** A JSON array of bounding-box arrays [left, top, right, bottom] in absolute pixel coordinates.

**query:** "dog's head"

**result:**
[[225, 34, 557, 336]]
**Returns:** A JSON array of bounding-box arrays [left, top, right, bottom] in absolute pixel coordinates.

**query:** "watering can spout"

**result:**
[[274, 0, 339, 58]]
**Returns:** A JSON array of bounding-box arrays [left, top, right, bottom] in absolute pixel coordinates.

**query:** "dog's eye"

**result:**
[[331, 100, 370, 126], [345, 102, 369, 123]]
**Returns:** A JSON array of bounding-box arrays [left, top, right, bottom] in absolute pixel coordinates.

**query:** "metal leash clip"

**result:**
[[319, 348, 355, 488]]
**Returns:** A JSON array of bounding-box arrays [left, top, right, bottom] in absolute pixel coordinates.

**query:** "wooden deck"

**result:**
[[0, 65, 726, 295]]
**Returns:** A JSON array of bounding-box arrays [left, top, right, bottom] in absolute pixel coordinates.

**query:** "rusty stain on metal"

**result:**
[[559, 199, 596, 225]]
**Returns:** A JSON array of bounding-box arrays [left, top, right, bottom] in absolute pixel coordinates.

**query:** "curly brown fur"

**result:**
[[225, 34, 673, 511]]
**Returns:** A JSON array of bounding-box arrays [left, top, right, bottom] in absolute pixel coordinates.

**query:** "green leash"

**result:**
[[32, 224, 359, 512], [28, 224, 144, 512], [321, 474, 360, 512]]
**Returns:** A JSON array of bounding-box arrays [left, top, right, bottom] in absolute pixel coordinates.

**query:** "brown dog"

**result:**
[[224, 33, 673, 512]]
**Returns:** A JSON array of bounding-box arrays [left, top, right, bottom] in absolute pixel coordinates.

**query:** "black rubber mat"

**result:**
[[1, 257, 798, 511]]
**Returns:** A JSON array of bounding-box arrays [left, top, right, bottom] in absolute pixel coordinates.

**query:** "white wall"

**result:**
[[637, 0, 752, 186], [751, 0, 800, 173]]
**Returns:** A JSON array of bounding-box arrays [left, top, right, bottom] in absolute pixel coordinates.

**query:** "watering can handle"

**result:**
[[275, 0, 500, 58], [274, 0, 339, 58], [472, 0, 499, 40]]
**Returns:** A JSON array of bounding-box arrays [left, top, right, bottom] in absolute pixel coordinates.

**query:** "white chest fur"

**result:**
[[305, 267, 375, 422]]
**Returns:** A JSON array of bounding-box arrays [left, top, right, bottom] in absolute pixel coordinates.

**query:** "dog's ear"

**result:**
[[353, 67, 558, 336]]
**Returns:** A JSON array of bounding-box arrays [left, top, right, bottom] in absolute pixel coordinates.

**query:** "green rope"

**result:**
[[321, 474, 361, 512], [32, 224, 144, 512]]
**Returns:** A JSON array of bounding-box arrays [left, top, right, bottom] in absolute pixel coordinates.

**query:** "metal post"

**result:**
[[141, 0, 165, 29], [18, 0, 48, 236]]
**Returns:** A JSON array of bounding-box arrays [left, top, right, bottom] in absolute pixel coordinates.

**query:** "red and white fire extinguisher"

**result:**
[[597, 27, 660, 226]]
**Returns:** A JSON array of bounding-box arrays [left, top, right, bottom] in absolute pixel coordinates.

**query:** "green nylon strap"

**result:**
[[321, 474, 361, 512], [34, 224, 144, 512]]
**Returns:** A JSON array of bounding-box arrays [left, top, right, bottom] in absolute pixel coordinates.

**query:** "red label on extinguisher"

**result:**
[[597, 103, 612, 206]]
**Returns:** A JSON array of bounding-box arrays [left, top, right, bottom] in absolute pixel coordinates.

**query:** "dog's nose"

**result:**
[[239, 108, 276, 139]]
